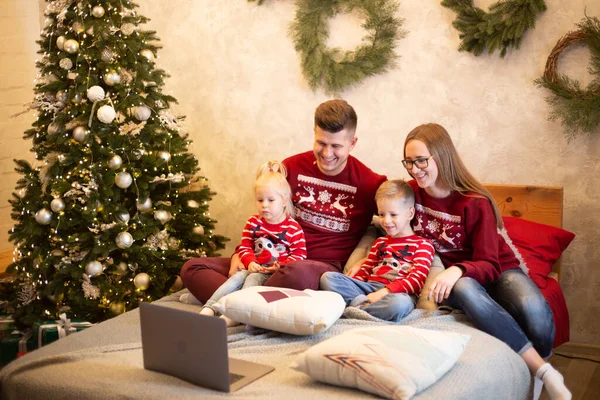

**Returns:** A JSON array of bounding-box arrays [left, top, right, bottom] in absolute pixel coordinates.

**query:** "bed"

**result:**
[[0, 184, 572, 400]]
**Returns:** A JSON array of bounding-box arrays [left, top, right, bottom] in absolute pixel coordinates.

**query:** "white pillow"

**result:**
[[290, 325, 470, 399], [213, 286, 345, 335]]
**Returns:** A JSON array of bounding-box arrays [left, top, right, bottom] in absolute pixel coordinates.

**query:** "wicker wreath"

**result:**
[[535, 16, 600, 141], [441, 0, 547, 57], [289, 0, 404, 94]]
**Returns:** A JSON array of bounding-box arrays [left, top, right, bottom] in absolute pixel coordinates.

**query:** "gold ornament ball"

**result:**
[[187, 200, 200, 209], [48, 122, 61, 135], [116, 231, 134, 249], [103, 70, 121, 86], [109, 301, 126, 315], [167, 236, 180, 250], [56, 35, 66, 50], [115, 171, 133, 189], [108, 154, 123, 170], [73, 21, 85, 33], [154, 210, 172, 225], [92, 5, 105, 18], [72, 126, 88, 142], [117, 261, 128, 272], [193, 225, 205, 236], [134, 272, 150, 290], [35, 208, 52, 225], [50, 197, 66, 212], [157, 151, 171, 162], [51, 249, 65, 257], [47, 292, 64, 303], [171, 276, 183, 291], [101, 48, 115, 63], [63, 39, 80, 54], [71, 93, 83, 104], [140, 49, 154, 61], [85, 260, 103, 276], [136, 197, 153, 212]]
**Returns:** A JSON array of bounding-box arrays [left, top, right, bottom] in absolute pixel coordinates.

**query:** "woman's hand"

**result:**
[[344, 258, 366, 277], [428, 266, 464, 304], [366, 288, 390, 304], [228, 253, 244, 277]]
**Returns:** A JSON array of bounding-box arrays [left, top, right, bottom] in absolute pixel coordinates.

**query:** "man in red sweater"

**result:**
[[180, 99, 386, 303]]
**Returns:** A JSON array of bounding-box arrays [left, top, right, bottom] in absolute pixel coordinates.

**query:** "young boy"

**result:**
[[320, 180, 435, 322]]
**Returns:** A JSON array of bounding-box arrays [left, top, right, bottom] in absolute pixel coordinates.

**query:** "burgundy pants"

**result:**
[[180, 257, 342, 304]]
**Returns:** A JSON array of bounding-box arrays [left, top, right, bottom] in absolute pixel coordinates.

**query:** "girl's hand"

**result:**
[[261, 261, 280, 274], [428, 266, 464, 304], [248, 262, 263, 273], [228, 253, 244, 277], [366, 288, 390, 304]]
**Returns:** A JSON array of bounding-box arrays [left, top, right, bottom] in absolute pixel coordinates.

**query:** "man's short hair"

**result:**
[[375, 180, 415, 206], [314, 99, 357, 133]]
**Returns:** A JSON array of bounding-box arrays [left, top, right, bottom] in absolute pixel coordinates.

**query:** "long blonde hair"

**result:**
[[254, 160, 294, 218], [403, 123, 503, 229]]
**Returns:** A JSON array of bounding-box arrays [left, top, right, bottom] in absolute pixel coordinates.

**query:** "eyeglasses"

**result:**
[[401, 155, 433, 170]]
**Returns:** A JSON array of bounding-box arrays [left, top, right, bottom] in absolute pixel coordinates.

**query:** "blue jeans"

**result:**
[[446, 268, 555, 358], [203, 270, 270, 314], [320, 272, 416, 322]]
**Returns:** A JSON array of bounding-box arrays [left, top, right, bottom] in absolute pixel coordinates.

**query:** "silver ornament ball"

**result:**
[[72, 126, 88, 142], [140, 49, 154, 61], [48, 122, 61, 135], [115, 209, 130, 223], [50, 198, 66, 213], [154, 210, 172, 225], [92, 5, 105, 18], [157, 151, 171, 162], [101, 48, 115, 63], [35, 208, 52, 225], [103, 70, 120, 86], [86, 85, 105, 102], [193, 225, 205, 236], [134, 272, 150, 290], [133, 106, 151, 121], [55, 90, 68, 104], [63, 39, 80, 54], [115, 231, 134, 249], [59, 58, 73, 70], [115, 171, 133, 189], [136, 197, 153, 212], [121, 23, 135, 36], [108, 154, 123, 170], [56, 35, 66, 50], [85, 260, 103, 276]]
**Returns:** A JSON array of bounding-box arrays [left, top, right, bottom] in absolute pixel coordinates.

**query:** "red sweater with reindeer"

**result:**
[[354, 235, 435, 295], [283, 151, 386, 264], [408, 180, 520, 286], [236, 215, 307, 268]]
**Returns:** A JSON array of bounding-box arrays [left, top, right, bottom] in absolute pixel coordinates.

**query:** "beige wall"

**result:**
[[2, 1, 598, 343]]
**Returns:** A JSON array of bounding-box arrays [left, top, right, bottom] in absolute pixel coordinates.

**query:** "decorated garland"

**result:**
[[289, 0, 405, 94], [441, 0, 547, 57], [535, 16, 600, 141]]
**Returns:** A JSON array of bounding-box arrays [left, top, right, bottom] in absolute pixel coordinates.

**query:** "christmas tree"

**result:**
[[2, 0, 228, 329]]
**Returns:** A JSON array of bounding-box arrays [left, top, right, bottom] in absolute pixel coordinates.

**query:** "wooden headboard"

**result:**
[[484, 184, 564, 281]]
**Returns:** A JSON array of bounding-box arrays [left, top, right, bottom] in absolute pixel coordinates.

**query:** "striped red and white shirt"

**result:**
[[236, 215, 307, 268], [354, 235, 435, 295]]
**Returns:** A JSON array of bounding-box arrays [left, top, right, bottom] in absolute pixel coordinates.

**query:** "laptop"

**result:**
[[140, 302, 274, 392]]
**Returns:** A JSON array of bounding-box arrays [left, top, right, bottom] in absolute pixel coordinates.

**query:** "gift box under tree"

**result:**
[[33, 313, 94, 349], [0, 330, 34, 366]]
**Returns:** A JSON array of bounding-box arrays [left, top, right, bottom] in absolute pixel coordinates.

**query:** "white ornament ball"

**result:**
[[115, 171, 133, 189], [108, 154, 123, 170], [85, 260, 103, 276], [50, 198, 66, 212], [73, 21, 85, 33], [56, 35, 66, 50], [140, 49, 154, 61], [121, 23, 135, 36], [116, 209, 130, 223], [103, 70, 120, 86], [116, 231, 134, 249], [133, 272, 150, 290], [48, 122, 61, 135], [35, 208, 52, 225], [157, 151, 171, 162], [133, 106, 151, 121], [86, 85, 105, 102], [92, 5, 105, 18], [136, 197, 153, 212], [97, 104, 116, 124], [63, 39, 80, 54], [72, 126, 88, 142], [187, 200, 200, 209], [193, 225, 205, 236], [154, 210, 172, 225], [59, 58, 73, 70]]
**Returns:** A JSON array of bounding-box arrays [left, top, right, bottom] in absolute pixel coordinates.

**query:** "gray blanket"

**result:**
[[0, 291, 530, 399]]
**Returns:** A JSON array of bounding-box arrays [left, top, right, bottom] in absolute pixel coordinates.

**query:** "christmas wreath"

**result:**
[[441, 0, 547, 57], [535, 16, 600, 141], [289, 0, 405, 94]]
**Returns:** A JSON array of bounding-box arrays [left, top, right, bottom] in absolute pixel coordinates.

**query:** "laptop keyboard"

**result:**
[[229, 372, 245, 384]]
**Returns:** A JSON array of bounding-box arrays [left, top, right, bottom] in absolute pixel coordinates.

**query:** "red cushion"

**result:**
[[502, 216, 575, 288], [538, 277, 570, 348]]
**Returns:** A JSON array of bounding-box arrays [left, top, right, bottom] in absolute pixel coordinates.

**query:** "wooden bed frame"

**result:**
[[485, 184, 563, 281]]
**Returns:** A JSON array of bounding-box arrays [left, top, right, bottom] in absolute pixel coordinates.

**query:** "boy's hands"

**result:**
[[247, 262, 263, 273], [366, 287, 391, 304], [261, 261, 280, 274]]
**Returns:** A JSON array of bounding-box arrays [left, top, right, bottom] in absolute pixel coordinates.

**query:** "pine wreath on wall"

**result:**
[[289, 0, 405, 94], [441, 0, 547, 57], [535, 16, 600, 142]]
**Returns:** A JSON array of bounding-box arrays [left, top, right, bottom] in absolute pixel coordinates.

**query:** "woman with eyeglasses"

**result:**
[[403, 123, 570, 400]]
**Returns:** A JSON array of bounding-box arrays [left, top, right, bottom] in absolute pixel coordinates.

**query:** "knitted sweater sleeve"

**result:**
[[387, 240, 435, 295], [354, 237, 385, 282], [237, 217, 258, 268]]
